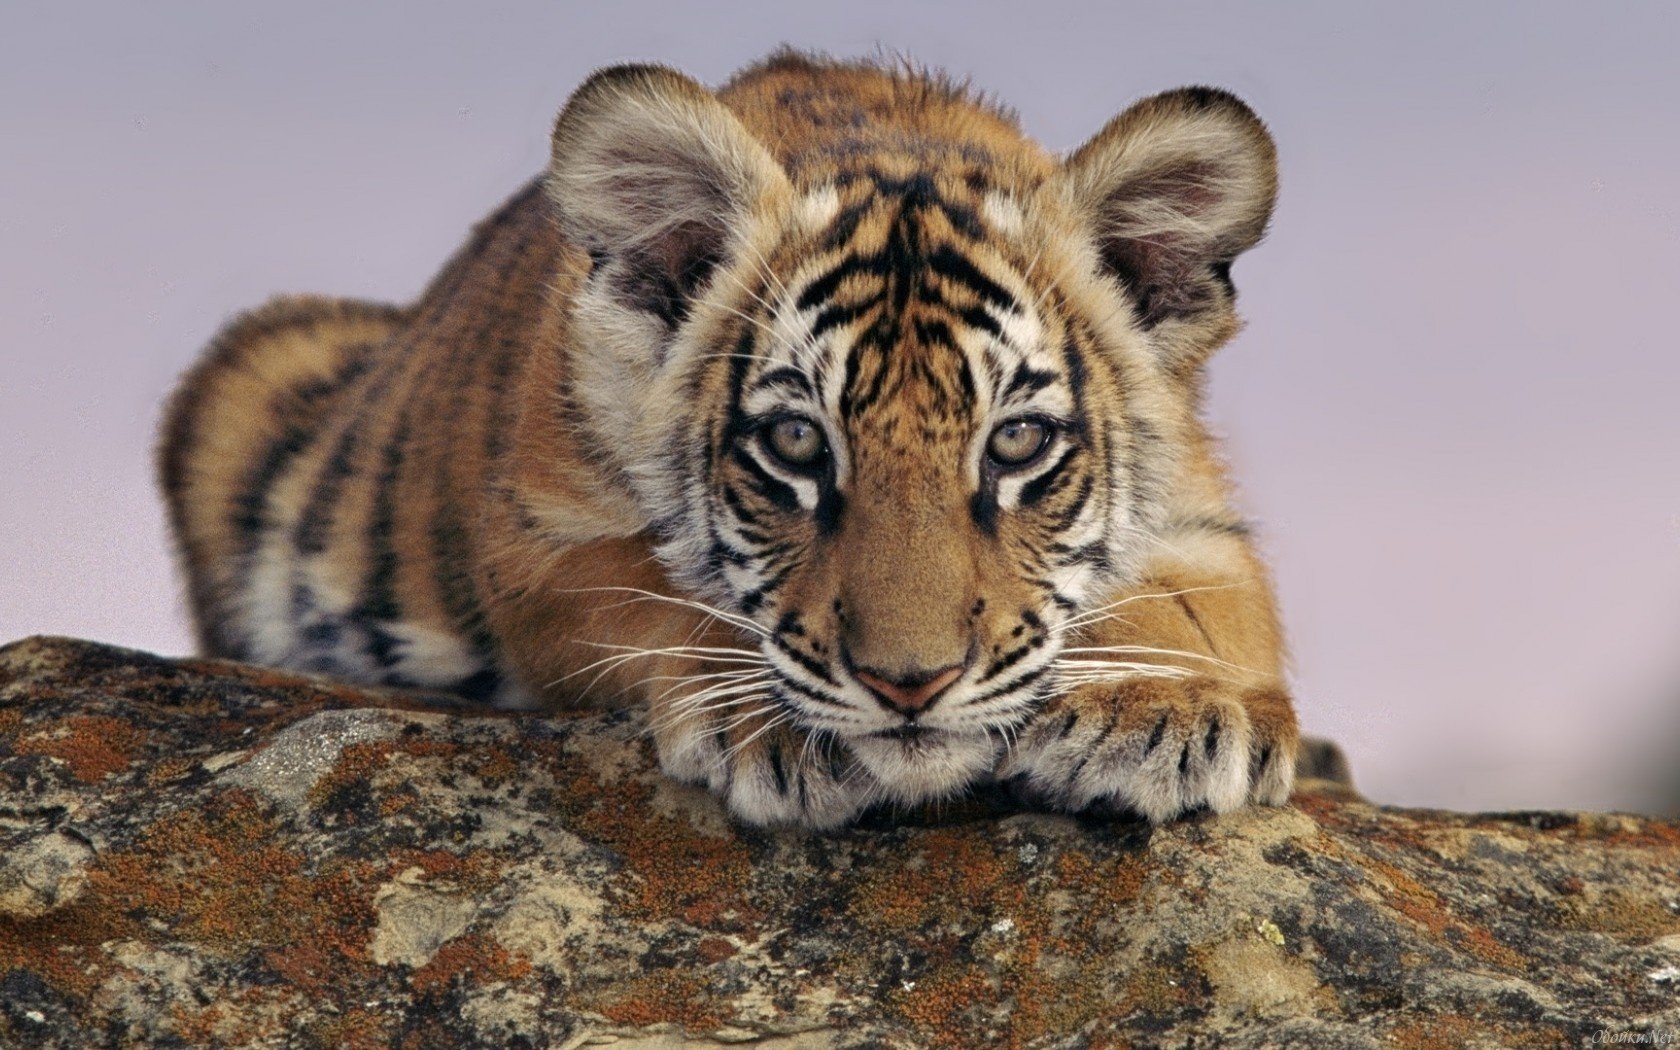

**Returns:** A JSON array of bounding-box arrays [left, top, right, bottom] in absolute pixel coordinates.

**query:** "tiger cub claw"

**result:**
[[657, 717, 877, 830], [998, 675, 1298, 823]]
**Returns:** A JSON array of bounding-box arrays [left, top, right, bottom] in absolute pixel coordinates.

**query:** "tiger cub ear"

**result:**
[[1053, 87, 1278, 374], [547, 64, 791, 326]]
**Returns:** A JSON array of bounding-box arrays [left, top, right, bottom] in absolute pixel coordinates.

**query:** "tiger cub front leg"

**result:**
[[999, 575, 1299, 822], [646, 653, 878, 829], [499, 550, 881, 830]]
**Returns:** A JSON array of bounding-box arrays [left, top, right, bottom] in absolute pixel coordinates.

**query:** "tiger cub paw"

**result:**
[[657, 714, 876, 830], [997, 676, 1298, 823]]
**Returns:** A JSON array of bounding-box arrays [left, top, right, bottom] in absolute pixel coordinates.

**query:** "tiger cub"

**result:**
[[160, 52, 1299, 828]]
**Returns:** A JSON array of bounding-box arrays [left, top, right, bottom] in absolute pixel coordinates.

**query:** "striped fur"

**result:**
[[160, 52, 1299, 828]]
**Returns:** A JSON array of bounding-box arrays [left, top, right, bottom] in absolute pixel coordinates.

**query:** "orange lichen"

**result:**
[[1582, 818, 1680, 852], [0, 898, 129, 999], [1289, 793, 1344, 824], [555, 773, 761, 931], [1553, 888, 1680, 938], [76, 787, 387, 988], [167, 1003, 226, 1045], [408, 934, 531, 997], [1365, 858, 1523, 969], [307, 737, 465, 810], [388, 848, 506, 893], [14, 714, 145, 782], [848, 832, 1156, 1047], [1055, 849, 1147, 907], [1388, 1016, 1568, 1050], [310, 1007, 394, 1050], [146, 755, 198, 787], [850, 830, 1026, 933], [1046, 849, 1151, 954], [891, 965, 999, 1049], [263, 943, 341, 998], [592, 970, 731, 1031], [1114, 962, 1196, 1016], [466, 744, 519, 786]]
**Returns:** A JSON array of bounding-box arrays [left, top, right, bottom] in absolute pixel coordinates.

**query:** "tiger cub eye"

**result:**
[[987, 418, 1051, 467], [765, 416, 826, 468]]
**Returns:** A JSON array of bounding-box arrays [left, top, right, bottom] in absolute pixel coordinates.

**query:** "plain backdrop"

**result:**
[[4, 2, 1678, 813]]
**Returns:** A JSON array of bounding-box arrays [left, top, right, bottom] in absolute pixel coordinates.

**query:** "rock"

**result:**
[[2, 636, 1678, 1047]]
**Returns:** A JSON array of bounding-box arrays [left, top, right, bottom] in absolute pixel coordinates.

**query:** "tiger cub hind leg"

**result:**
[[159, 295, 411, 658]]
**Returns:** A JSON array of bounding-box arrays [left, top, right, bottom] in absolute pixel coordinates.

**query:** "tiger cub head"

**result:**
[[546, 63, 1276, 803]]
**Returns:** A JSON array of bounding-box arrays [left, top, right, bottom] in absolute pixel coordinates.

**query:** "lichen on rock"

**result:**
[[2, 635, 1678, 1047]]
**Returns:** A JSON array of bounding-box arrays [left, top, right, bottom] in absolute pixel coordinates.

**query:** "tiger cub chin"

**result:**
[[161, 51, 1300, 829]]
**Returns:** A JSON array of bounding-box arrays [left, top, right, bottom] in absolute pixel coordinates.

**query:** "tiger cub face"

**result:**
[[547, 67, 1275, 805]]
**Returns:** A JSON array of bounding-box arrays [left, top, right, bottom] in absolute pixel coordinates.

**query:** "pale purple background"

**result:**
[[5, 2, 1678, 812]]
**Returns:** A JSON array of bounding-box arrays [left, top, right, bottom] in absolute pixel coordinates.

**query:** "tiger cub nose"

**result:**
[[853, 663, 966, 717]]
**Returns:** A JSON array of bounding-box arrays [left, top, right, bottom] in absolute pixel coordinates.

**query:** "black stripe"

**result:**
[[955, 303, 1003, 341], [1053, 541, 1110, 574], [1003, 364, 1059, 400], [823, 201, 871, 249], [961, 665, 1048, 709], [983, 636, 1042, 682], [883, 207, 922, 315], [721, 323, 759, 447], [1061, 330, 1091, 438], [739, 563, 794, 616], [1145, 714, 1169, 754], [1046, 475, 1095, 531], [713, 722, 733, 788], [927, 245, 1016, 311], [912, 316, 956, 349], [1168, 515, 1253, 538], [452, 667, 503, 703], [813, 476, 845, 536], [352, 405, 414, 669], [796, 252, 889, 311], [809, 298, 875, 341], [232, 350, 376, 573], [841, 325, 896, 419], [775, 639, 838, 687], [1019, 446, 1078, 508], [481, 337, 522, 461], [971, 485, 999, 536], [730, 446, 800, 512], [781, 679, 852, 710], [865, 169, 983, 238], [709, 537, 754, 568], [430, 490, 503, 693], [720, 483, 761, 528], [751, 366, 815, 398], [293, 395, 381, 556]]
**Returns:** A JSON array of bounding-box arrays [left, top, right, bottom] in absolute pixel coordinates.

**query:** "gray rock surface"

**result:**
[[3, 635, 1678, 1047]]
